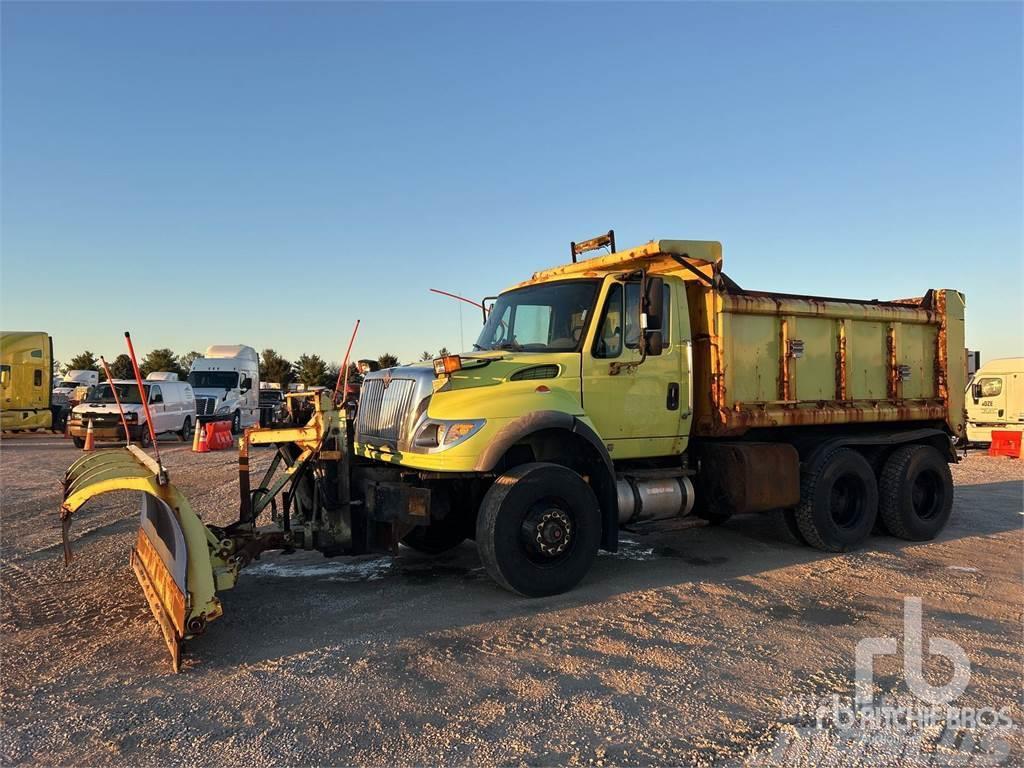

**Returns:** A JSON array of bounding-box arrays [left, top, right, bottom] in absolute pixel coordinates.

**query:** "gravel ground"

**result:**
[[1, 435, 1021, 766]]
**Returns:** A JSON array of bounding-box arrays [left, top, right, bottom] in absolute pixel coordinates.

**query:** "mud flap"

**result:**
[[60, 446, 232, 671]]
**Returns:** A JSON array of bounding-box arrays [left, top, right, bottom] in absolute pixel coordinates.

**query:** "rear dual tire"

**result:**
[[878, 445, 953, 540], [791, 444, 952, 551]]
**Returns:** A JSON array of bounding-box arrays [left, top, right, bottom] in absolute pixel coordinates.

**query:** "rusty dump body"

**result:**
[[681, 261, 966, 442]]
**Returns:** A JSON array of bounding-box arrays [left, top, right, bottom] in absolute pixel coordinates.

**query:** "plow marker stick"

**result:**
[[99, 355, 132, 446], [124, 332, 162, 469], [333, 319, 361, 403]]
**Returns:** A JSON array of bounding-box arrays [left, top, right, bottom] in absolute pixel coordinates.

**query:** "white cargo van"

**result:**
[[966, 357, 1024, 443], [69, 379, 196, 448], [187, 345, 260, 433]]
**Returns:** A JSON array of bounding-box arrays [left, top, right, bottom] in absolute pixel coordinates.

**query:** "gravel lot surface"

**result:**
[[1, 435, 1021, 766]]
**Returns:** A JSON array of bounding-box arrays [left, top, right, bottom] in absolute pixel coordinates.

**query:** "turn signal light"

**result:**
[[433, 355, 463, 376]]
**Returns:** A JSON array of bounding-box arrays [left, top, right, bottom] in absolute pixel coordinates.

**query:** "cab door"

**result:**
[[974, 376, 1007, 425], [581, 276, 689, 460]]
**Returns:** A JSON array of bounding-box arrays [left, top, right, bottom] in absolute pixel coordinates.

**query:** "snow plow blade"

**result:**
[[60, 445, 236, 672]]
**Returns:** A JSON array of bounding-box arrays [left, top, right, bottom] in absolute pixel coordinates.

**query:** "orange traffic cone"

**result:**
[[194, 423, 210, 453], [191, 419, 202, 452], [83, 419, 95, 452]]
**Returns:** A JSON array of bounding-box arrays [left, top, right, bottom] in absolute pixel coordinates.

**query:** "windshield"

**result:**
[[475, 280, 599, 353], [87, 383, 149, 404], [188, 371, 239, 389]]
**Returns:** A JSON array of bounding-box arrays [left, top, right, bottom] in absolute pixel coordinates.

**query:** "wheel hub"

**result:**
[[535, 508, 572, 556]]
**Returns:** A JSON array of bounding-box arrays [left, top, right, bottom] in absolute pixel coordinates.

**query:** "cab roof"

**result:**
[[514, 239, 722, 289]]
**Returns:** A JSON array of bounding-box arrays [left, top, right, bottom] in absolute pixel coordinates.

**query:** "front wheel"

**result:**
[[137, 428, 152, 448], [179, 417, 193, 442], [878, 445, 953, 540], [476, 462, 601, 597]]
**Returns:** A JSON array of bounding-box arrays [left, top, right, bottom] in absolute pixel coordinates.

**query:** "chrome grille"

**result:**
[[195, 397, 216, 416], [357, 378, 416, 445]]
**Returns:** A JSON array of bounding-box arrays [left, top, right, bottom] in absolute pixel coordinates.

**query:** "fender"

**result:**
[[474, 410, 619, 551], [802, 427, 955, 477]]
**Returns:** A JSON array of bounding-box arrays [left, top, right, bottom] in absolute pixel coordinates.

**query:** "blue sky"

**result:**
[[2, 1, 1021, 367]]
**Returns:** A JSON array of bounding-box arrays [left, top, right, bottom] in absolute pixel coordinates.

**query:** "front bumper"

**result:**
[[68, 420, 145, 441]]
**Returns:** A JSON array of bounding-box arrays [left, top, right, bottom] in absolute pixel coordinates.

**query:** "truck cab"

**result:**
[[966, 357, 1024, 443], [187, 345, 260, 433], [0, 331, 54, 432]]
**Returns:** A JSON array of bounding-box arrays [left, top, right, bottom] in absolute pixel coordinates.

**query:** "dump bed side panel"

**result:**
[[688, 287, 965, 439]]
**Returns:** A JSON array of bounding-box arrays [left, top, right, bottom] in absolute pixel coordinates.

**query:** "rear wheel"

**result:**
[[878, 445, 953, 540], [795, 449, 878, 552], [179, 417, 193, 442], [476, 462, 601, 597]]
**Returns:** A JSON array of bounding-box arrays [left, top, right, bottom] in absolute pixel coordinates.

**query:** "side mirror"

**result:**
[[642, 276, 665, 356], [241, 377, 252, 392], [150, 393, 163, 404], [971, 382, 981, 402]]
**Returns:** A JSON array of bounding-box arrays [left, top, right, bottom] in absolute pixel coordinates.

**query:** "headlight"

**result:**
[[215, 405, 230, 415], [413, 419, 485, 450], [124, 412, 138, 421]]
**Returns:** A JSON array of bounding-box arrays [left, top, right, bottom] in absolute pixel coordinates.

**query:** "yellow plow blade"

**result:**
[[60, 445, 233, 672]]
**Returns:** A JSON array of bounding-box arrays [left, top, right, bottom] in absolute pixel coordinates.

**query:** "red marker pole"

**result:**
[[124, 332, 161, 466], [99, 356, 132, 446], [333, 319, 361, 404]]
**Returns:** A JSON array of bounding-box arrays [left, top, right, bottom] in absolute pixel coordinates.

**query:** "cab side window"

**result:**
[[33, 369, 43, 387], [593, 284, 624, 359], [978, 378, 1002, 398], [149, 385, 163, 403], [1, 365, 10, 388]]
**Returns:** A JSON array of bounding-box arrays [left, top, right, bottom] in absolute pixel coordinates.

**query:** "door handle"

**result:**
[[667, 382, 680, 411]]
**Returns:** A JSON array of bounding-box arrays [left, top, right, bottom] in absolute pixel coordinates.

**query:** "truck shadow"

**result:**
[[194, 478, 1023, 669]]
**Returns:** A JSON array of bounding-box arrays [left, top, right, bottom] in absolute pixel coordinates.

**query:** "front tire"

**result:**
[[476, 462, 601, 597], [878, 445, 953, 540], [137, 428, 152, 448], [179, 417, 193, 442], [795, 448, 878, 552]]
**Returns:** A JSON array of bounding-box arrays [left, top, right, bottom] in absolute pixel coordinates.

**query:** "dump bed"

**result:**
[[686, 282, 966, 439]]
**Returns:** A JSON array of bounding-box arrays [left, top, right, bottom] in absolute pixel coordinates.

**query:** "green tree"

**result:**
[[294, 354, 327, 388], [109, 354, 134, 380], [377, 353, 400, 369], [260, 348, 293, 388], [321, 363, 341, 389], [63, 350, 98, 375], [418, 350, 434, 362], [140, 348, 183, 378], [179, 350, 202, 373]]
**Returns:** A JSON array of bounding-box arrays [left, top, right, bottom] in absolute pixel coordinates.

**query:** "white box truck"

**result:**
[[186, 345, 260, 433], [966, 357, 1024, 443]]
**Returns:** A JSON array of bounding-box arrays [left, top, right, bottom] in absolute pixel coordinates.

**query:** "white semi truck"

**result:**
[[186, 345, 260, 433]]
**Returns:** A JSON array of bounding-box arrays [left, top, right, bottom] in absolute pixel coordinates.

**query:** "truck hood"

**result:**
[[193, 388, 235, 399], [435, 351, 581, 391]]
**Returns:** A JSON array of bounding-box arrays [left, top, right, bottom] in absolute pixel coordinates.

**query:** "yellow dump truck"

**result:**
[[61, 235, 965, 669], [1, 331, 55, 432]]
